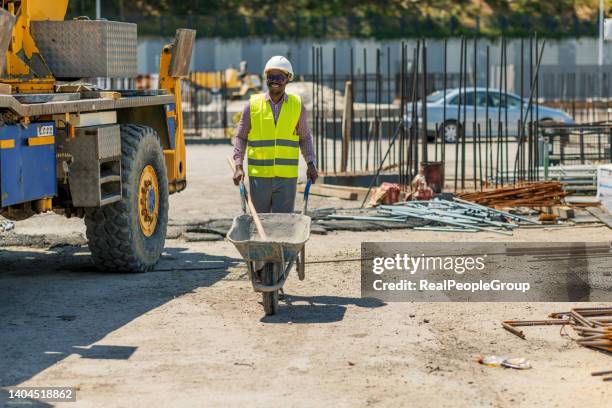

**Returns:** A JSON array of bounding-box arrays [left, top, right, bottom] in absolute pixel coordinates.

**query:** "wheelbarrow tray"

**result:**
[[227, 213, 311, 263]]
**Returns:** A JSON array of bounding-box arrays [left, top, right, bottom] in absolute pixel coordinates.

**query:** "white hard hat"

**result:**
[[264, 56, 294, 81]]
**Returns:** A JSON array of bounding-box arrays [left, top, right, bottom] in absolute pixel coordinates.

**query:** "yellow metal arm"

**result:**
[[1, 0, 69, 93], [159, 45, 187, 192], [158, 29, 195, 194]]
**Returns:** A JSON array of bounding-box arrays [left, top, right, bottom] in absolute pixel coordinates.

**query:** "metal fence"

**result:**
[[542, 124, 612, 166], [117, 34, 612, 193], [181, 74, 229, 138]]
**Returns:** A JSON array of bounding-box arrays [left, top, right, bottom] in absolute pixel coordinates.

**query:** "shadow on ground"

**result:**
[[0, 244, 241, 397], [260, 294, 385, 324]]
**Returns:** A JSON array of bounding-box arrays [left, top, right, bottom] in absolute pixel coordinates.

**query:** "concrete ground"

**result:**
[[1, 144, 611, 407]]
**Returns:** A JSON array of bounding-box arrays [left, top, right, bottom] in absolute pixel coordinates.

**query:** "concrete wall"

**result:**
[[138, 37, 612, 76], [138, 37, 612, 101]]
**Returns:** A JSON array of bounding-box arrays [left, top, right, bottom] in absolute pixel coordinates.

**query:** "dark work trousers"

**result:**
[[248, 177, 297, 214]]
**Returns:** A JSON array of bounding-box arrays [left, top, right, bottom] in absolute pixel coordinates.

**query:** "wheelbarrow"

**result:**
[[227, 180, 312, 315]]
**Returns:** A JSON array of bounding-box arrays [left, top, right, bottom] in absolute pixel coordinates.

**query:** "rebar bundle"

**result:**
[[458, 181, 569, 207], [503, 307, 612, 353]]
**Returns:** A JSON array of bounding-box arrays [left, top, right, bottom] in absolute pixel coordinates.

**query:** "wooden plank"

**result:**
[[297, 184, 357, 200], [585, 207, 612, 229], [314, 184, 371, 193], [80, 91, 122, 100], [565, 196, 602, 206], [340, 81, 353, 173], [307, 183, 373, 201], [169, 29, 196, 77]]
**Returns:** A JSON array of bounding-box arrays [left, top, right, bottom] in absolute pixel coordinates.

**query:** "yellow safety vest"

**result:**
[[247, 93, 301, 178]]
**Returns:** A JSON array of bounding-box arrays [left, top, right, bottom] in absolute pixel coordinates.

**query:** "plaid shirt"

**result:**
[[233, 92, 316, 166]]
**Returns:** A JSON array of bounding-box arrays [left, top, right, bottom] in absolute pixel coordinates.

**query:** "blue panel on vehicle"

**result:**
[[165, 103, 176, 149], [0, 122, 57, 207]]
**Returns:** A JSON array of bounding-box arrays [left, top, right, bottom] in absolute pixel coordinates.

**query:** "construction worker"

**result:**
[[232, 56, 318, 213]]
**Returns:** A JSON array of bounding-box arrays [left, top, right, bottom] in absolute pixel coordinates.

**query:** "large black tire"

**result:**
[[262, 263, 279, 315], [85, 125, 169, 272]]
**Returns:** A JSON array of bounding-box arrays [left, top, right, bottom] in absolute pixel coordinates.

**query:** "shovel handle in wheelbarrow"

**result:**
[[298, 179, 312, 281], [227, 157, 267, 240]]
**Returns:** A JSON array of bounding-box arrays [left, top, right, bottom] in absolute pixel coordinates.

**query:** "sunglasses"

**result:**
[[267, 74, 287, 82]]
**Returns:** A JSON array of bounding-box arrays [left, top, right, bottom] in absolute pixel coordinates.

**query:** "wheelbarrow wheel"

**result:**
[[262, 262, 279, 315]]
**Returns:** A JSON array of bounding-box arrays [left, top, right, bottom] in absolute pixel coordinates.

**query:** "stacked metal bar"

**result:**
[[459, 182, 569, 207], [503, 307, 612, 353], [325, 198, 540, 235], [550, 308, 612, 353]]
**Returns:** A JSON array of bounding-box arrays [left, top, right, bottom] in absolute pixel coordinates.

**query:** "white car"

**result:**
[[404, 88, 574, 142]]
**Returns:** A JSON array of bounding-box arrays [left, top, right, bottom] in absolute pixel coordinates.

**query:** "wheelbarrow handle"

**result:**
[[299, 179, 312, 280], [239, 182, 247, 214], [303, 179, 312, 215], [298, 246, 306, 281]]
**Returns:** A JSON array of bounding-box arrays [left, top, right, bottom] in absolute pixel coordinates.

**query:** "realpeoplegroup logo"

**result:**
[[370, 252, 530, 294], [361, 242, 612, 302]]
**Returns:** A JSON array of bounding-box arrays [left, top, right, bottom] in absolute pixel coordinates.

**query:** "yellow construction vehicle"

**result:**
[[0, 0, 195, 272], [189, 67, 262, 100]]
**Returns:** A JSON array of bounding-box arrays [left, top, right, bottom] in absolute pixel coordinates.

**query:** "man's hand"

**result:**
[[307, 162, 318, 183], [233, 165, 244, 185]]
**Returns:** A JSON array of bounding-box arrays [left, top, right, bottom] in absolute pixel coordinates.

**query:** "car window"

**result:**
[[449, 92, 473, 106], [489, 93, 522, 108], [475, 92, 488, 107], [489, 93, 505, 108], [426, 90, 446, 103], [448, 91, 487, 107], [464, 92, 475, 106], [506, 95, 522, 108]]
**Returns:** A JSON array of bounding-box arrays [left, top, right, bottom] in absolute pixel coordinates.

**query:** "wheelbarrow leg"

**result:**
[[246, 261, 255, 281], [298, 247, 306, 281], [262, 262, 280, 315]]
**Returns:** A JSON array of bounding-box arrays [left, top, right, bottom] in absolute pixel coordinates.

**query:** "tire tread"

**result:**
[[85, 124, 168, 273]]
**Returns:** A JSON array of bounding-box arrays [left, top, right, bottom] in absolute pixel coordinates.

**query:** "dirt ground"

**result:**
[[1, 144, 611, 408]]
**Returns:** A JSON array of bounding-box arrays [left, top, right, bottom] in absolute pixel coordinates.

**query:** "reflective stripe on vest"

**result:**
[[247, 93, 301, 178]]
